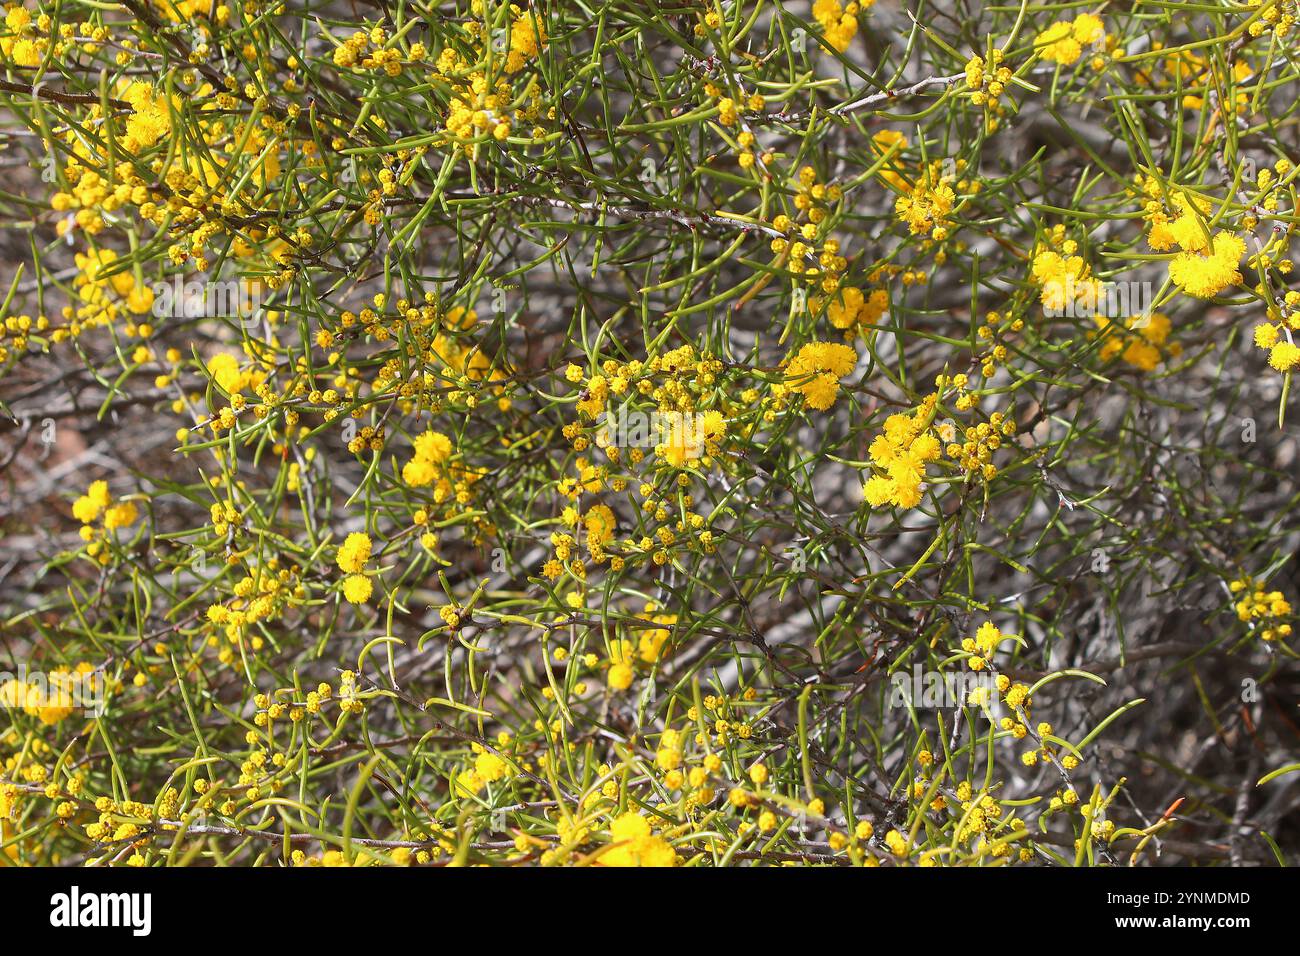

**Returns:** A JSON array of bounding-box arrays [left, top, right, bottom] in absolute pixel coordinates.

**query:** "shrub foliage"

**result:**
[[1, 0, 1298, 866]]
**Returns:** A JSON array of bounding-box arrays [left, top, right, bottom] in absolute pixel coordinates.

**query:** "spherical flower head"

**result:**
[[103, 501, 138, 530], [812, 342, 857, 376], [342, 573, 373, 604], [895, 179, 955, 234], [1030, 248, 1066, 285], [337, 531, 372, 573], [910, 432, 940, 462], [1072, 13, 1105, 45], [658, 410, 726, 467], [607, 662, 634, 691], [583, 503, 616, 545], [506, 13, 547, 71], [206, 352, 244, 394], [474, 751, 509, 783], [412, 430, 452, 463], [1004, 682, 1030, 709], [126, 283, 155, 315], [638, 618, 673, 663], [1168, 212, 1211, 254], [801, 372, 841, 410], [1136, 312, 1171, 345], [1147, 220, 1177, 251], [891, 470, 924, 508], [120, 82, 172, 152], [7, 36, 41, 67], [1269, 340, 1300, 372], [455, 768, 485, 796], [402, 457, 437, 487], [73, 480, 111, 523], [5, 7, 32, 31], [26, 683, 75, 725], [611, 811, 651, 844], [863, 474, 895, 507], [1255, 323, 1280, 350], [826, 286, 870, 331], [974, 620, 1002, 655], [1121, 340, 1160, 372]]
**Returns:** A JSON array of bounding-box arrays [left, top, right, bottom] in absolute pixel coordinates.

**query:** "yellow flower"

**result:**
[[637, 609, 675, 663], [126, 283, 155, 315], [5, 7, 32, 31], [659, 409, 725, 468], [1255, 324, 1280, 350], [121, 82, 172, 152], [455, 769, 485, 796], [103, 501, 138, 530], [413, 430, 452, 463], [337, 532, 372, 573], [607, 662, 634, 691], [20, 676, 77, 725], [811, 0, 868, 53], [402, 458, 437, 486], [1072, 13, 1105, 45], [342, 573, 373, 604], [72, 480, 112, 523], [505, 10, 547, 72], [1168, 232, 1245, 298], [871, 129, 910, 190], [583, 504, 616, 546], [895, 177, 955, 236], [474, 751, 509, 783], [1268, 341, 1300, 372], [601, 812, 677, 867], [786, 342, 858, 410], [403, 431, 455, 487], [1037, 15, 1104, 65], [862, 401, 940, 508], [8, 37, 43, 67], [206, 353, 245, 394]]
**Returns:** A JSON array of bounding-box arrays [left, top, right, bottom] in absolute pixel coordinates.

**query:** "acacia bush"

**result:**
[[0, 0, 1298, 867]]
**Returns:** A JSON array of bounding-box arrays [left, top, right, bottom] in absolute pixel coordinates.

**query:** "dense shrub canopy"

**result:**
[[0, 0, 1298, 866]]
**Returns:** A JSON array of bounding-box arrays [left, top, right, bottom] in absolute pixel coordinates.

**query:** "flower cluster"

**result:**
[[963, 48, 1017, 130], [72, 480, 139, 560], [863, 397, 941, 508], [1094, 312, 1178, 372], [1035, 13, 1105, 66], [0, 0, 1296, 875], [337, 532, 376, 605], [895, 162, 958, 240], [783, 341, 858, 410], [1231, 577, 1294, 643], [812, 0, 868, 53]]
